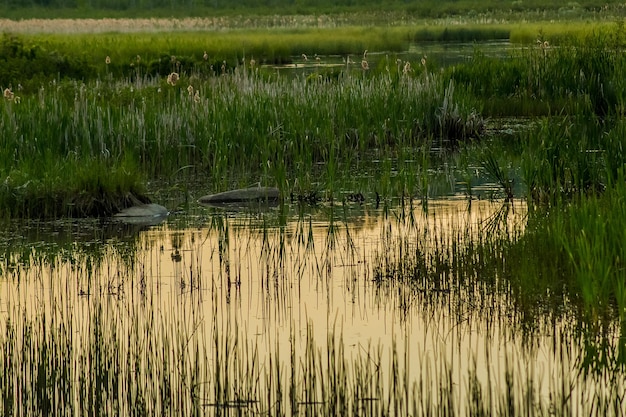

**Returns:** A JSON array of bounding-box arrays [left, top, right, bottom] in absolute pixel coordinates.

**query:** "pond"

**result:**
[[264, 40, 516, 76], [1, 192, 622, 416]]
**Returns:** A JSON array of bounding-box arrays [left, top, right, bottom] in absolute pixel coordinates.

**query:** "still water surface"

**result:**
[[0, 197, 622, 415]]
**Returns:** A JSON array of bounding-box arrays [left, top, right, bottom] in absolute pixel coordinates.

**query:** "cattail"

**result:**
[[167, 72, 179, 86], [403, 61, 412, 74]]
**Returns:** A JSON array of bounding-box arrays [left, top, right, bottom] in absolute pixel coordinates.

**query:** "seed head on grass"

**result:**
[[187, 85, 194, 95], [105, 56, 111, 65], [403, 61, 412, 75], [4, 88, 14, 100], [167, 72, 180, 86], [203, 51, 208, 60], [361, 60, 369, 71]]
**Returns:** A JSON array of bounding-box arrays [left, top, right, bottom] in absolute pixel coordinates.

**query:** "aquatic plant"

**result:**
[[447, 26, 626, 118], [0, 62, 483, 217]]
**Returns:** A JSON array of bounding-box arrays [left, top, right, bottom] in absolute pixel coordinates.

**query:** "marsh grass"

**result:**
[[448, 25, 626, 118], [499, 184, 626, 373], [1, 0, 624, 21], [1, 60, 483, 217], [1, 28, 410, 87], [519, 116, 626, 205]]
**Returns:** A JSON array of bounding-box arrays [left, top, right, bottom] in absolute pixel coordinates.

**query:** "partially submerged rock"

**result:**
[[198, 186, 280, 205], [113, 203, 169, 225]]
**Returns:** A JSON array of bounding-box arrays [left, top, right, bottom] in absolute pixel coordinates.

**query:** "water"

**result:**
[[263, 40, 516, 76], [2, 196, 623, 415]]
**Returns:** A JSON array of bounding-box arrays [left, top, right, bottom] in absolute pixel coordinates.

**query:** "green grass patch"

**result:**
[[0, 156, 148, 218]]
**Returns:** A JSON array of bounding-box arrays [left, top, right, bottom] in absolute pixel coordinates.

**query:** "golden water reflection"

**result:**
[[1, 198, 622, 415]]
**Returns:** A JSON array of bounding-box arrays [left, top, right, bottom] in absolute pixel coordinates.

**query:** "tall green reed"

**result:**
[[447, 25, 626, 118], [1, 61, 483, 217]]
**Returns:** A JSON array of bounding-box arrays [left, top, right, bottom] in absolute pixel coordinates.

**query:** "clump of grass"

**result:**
[[501, 180, 626, 372], [0, 155, 148, 218], [519, 116, 620, 206]]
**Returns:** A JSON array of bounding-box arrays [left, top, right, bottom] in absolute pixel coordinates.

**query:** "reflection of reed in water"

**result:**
[[2, 200, 624, 416]]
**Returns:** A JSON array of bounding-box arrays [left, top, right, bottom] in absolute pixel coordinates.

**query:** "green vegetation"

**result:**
[[3, 4, 626, 415], [2, 21, 626, 216], [1, 0, 624, 20], [1, 42, 487, 217]]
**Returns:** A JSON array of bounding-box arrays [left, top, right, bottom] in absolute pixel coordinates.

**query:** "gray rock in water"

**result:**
[[198, 186, 280, 204], [113, 203, 169, 225]]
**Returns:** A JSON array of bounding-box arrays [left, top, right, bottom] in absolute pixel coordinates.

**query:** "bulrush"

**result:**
[[403, 61, 412, 75], [3, 88, 14, 100], [167, 72, 180, 86]]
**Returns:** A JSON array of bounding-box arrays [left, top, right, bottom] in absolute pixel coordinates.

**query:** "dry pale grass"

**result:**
[[0, 15, 359, 34], [0, 13, 473, 34]]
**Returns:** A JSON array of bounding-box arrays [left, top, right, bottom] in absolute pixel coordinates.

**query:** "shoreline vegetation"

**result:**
[[2, 5, 626, 415], [1, 0, 626, 20], [1, 17, 625, 217]]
